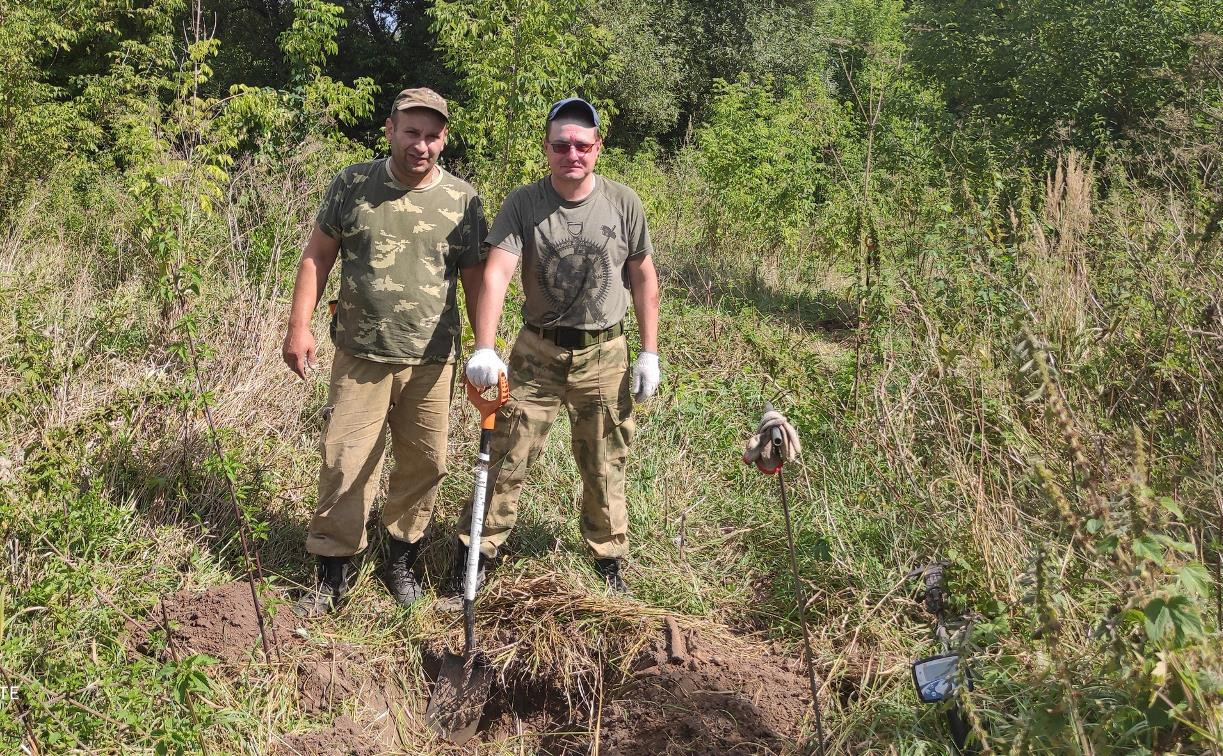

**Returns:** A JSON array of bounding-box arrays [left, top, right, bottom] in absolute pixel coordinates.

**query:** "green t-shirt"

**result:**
[[487, 175, 653, 330], [316, 159, 486, 364]]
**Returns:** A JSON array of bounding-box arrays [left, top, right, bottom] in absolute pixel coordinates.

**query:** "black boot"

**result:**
[[385, 536, 425, 607], [292, 555, 351, 618], [443, 545, 488, 599], [595, 558, 630, 595]]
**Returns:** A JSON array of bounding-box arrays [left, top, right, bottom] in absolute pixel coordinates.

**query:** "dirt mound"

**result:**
[[130, 581, 814, 753], [582, 621, 812, 755], [478, 617, 816, 755], [272, 715, 376, 756], [130, 580, 293, 665], [130, 581, 411, 750]]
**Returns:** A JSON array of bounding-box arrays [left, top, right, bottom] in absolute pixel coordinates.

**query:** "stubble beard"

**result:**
[[392, 151, 437, 184]]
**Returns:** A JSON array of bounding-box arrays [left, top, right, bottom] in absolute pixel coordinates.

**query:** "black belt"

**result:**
[[527, 321, 624, 349]]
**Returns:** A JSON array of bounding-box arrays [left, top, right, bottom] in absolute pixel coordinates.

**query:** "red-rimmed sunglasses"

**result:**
[[548, 141, 597, 155]]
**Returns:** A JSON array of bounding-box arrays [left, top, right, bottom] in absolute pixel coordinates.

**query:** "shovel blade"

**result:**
[[426, 651, 493, 744]]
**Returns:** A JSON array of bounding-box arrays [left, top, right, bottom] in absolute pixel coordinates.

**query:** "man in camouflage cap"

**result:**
[[460, 97, 661, 593], [282, 87, 487, 616]]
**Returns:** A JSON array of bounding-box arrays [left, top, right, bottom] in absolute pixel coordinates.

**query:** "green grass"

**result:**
[[2, 150, 1222, 753], [0, 223, 879, 752]]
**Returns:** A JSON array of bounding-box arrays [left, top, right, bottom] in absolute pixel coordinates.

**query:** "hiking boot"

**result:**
[[442, 546, 488, 599], [595, 558, 630, 595], [292, 555, 351, 618], [385, 536, 425, 607]]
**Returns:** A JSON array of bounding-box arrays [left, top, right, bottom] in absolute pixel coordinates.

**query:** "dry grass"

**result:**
[[0, 169, 852, 751], [5, 142, 1223, 752]]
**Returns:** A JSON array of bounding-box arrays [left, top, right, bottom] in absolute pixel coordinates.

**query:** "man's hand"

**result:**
[[283, 225, 338, 381], [283, 327, 317, 380], [466, 347, 508, 388], [631, 351, 660, 401]]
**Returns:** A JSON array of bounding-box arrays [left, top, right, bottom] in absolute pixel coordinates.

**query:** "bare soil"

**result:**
[[545, 625, 814, 755], [130, 581, 815, 753], [128, 579, 294, 665], [272, 715, 377, 756], [129, 581, 410, 751]]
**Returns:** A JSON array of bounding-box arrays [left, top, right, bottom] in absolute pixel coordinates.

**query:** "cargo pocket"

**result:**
[[604, 342, 635, 452], [316, 404, 335, 460], [606, 396, 634, 451], [488, 394, 526, 471]]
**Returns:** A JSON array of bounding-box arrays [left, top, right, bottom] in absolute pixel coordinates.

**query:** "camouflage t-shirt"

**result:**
[[487, 175, 653, 330], [316, 159, 486, 364]]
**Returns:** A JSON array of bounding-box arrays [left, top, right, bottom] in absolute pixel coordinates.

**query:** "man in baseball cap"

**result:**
[[545, 97, 600, 128], [458, 95, 661, 594], [283, 87, 488, 616], [392, 87, 450, 121]]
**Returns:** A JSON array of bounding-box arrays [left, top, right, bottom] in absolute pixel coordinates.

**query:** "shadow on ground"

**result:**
[[668, 260, 856, 336]]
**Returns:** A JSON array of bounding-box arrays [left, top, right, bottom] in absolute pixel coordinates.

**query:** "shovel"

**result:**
[[426, 372, 509, 744]]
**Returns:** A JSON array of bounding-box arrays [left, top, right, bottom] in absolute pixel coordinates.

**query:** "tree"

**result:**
[[429, 0, 616, 205], [909, 0, 1223, 161]]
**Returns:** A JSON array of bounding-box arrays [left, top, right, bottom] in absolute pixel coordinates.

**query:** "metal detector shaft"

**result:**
[[765, 403, 827, 756]]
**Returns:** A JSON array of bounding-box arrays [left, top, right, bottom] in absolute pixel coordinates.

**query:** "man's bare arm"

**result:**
[[282, 225, 341, 379], [459, 264, 483, 330], [473, 246, 519, 349], [626, 254, 659, 353]]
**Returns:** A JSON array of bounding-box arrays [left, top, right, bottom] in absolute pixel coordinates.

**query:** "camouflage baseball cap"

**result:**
[[391, 87, 449, 121]]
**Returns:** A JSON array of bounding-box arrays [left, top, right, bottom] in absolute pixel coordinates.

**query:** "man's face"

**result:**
[[385, 108, 447, 180], [545, 120, 601, 182]]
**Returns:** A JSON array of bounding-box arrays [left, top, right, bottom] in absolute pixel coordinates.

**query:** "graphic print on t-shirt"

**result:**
[[487, 175, 652, 330], [535, 221, 618, 326]]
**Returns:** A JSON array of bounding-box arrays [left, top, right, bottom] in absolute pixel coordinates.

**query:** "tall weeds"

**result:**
[[1, 2, 1221, 749], [833, 150, 1223, 749]]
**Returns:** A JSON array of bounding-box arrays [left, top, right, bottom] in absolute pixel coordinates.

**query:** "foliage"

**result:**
[[590, 0, 834, 145], [909, 0, 1223, 161], [2, 0, 1223, 752], [0, 0, 135, 214], [429, 0, 618, 205], [586, 0, 686, 143], [690, 77, 851, 253]]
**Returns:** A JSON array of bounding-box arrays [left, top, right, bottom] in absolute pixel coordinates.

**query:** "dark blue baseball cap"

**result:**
[[546, 97, 600, 129]]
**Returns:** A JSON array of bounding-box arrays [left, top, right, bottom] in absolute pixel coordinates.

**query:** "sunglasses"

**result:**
[[548, 141, 598, 155]]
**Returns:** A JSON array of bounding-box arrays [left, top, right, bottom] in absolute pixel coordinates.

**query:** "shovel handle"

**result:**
[[466, 373, 509, 430]]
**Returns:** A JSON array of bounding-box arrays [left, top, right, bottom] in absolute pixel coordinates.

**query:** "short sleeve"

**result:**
[[456, 195, 488, 268], [485, 189, 526, 256], [314, 172, 347, 239], [624, 191, 654, 260]]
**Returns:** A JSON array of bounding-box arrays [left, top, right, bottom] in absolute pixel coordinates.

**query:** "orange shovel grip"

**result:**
[[466, 372, 509, 430]]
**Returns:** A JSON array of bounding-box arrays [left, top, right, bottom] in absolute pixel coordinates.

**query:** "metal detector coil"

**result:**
[[911, 652, 972, 704]]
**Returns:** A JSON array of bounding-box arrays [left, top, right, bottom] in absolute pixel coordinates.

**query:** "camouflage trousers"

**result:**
[[459, 327, 635, 559], [306, 349, 454, 557]]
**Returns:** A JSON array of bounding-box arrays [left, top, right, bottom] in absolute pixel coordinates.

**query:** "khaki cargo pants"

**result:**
[[306, 349, 454, 557], [459, 327, 635, 559]]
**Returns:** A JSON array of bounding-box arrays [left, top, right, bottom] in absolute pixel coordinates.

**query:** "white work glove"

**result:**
[[465, 347, 507, 388], [631, 351, 660, 401], [743, 408, 802, 473]]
